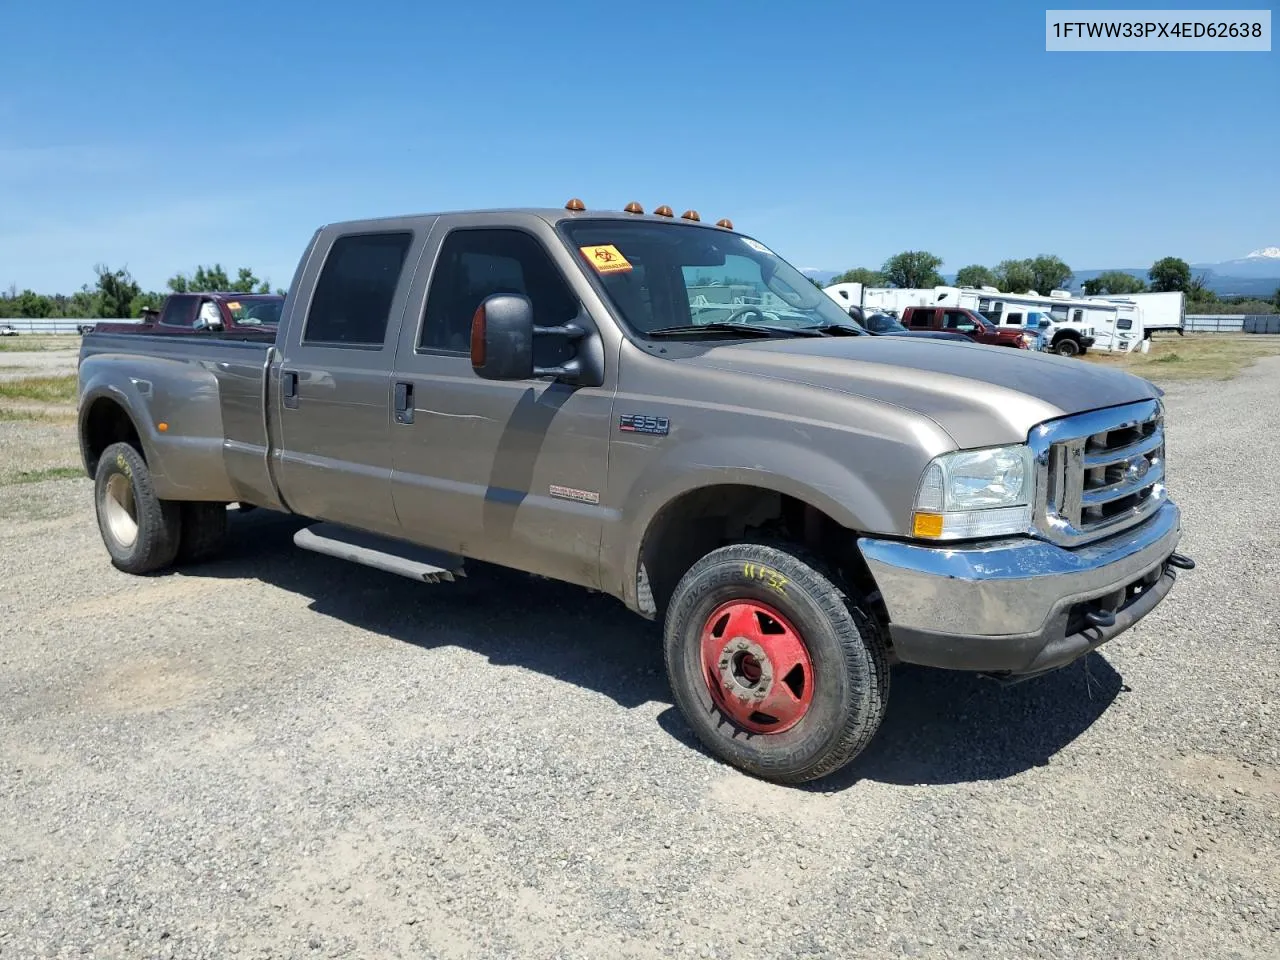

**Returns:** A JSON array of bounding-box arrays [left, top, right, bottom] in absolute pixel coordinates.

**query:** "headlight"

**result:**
[[911, 445, 1034, 540]]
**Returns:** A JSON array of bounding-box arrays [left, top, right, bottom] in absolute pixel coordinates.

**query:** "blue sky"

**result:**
[[2, 0, 1277, 292]]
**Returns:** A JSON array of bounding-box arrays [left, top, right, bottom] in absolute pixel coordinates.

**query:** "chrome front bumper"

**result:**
[[857, 501, 1185, 676]]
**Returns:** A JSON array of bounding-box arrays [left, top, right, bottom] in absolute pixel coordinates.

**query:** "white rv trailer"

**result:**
[[1088, 291, 1185, 337]]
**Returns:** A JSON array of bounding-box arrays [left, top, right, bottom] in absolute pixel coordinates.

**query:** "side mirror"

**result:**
[[1038, 319, 1051, 329], [470, 294, 535, 380], [469, 294, 589, 382]]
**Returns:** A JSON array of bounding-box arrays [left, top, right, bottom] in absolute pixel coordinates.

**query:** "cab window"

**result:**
[[304, 232, 413, 346], [419, 228, 578, 367]]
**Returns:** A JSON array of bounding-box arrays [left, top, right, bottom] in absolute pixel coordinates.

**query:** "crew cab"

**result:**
[[899, 306, 1039, 348], [76, 201, 1193, 785], [93, 292, 284, 340]]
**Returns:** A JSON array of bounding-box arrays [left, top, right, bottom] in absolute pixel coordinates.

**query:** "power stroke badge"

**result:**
[[618, 414, 669, 436]]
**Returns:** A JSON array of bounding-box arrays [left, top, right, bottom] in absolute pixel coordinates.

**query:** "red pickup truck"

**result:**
[[92, 292, 284, 340], [899, 306, 1034, 349]]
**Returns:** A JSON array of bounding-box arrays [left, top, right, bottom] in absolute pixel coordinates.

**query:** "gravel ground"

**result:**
[[1, 358, 1277, 960]]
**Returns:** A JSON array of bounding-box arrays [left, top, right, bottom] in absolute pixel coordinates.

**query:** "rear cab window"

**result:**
[[303, 232, 414, 347], [159, 295, 199, 328]]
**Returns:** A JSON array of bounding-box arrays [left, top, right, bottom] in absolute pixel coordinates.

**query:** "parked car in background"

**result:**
[[860, 311, 971, 343], [0, 324, 19, 336], [899, 306, 1039, 349], [92, 293, 284, 340]]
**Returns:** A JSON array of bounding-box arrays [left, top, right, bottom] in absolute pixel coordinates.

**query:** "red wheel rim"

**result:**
[[699, 599, 815, 734]]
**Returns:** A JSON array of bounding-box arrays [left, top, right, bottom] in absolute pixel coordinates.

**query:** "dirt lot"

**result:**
[[1, 343, 1277, 960]]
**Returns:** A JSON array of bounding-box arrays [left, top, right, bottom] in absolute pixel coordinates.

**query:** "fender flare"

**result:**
[[612, 435, 902, 610]]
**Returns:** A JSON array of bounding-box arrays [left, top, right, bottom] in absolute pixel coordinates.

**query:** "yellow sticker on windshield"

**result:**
[[226, 301, 241, 311], [579, 245, 633, 274]]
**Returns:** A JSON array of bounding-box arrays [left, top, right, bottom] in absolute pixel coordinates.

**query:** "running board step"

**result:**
[[293, 523, 465, 584]]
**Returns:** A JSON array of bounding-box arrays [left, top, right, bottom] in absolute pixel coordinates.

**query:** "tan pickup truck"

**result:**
[[76, 201, 1194, 783]]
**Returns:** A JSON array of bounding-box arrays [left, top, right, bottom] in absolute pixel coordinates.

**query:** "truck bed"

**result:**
[[78, 331, 283, 509]]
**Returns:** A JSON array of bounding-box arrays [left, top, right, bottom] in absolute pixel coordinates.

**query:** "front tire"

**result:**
[[1053, 336, 1081, 357], [663, 543, 890, 784], [93, 442, 181, 574]]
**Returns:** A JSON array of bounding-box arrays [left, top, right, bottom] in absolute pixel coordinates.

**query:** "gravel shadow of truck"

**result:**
[[186, 508, 1123, 790]]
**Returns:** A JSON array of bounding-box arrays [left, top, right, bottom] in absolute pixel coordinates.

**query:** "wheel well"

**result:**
[[1052, 330, 1081, 342], [636, 484, 884, 622], [82, 398, 143, 475]]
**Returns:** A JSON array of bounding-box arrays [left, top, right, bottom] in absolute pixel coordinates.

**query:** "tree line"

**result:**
[[828, 252, 1280, 314], [0, 264, 285, 319]]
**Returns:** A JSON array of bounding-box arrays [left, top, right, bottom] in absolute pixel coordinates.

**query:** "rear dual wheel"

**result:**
[[663, 543, 890, 784], [93, 441, 228, 573]]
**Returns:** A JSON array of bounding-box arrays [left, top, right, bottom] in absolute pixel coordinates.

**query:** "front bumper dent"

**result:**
[[857, 502, 1184, 677]]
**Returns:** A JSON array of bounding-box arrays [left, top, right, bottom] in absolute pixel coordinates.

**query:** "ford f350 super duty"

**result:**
[[75, 200, 1194, 784]]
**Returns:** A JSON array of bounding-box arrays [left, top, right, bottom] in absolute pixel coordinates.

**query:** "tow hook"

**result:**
[[1167, 553, 1196, 571], [1083, 609, 1117, 628]]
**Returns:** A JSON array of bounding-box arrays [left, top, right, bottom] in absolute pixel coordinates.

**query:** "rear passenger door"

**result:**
[[275, 224, 428, 538], [907, 308, 938, 330]]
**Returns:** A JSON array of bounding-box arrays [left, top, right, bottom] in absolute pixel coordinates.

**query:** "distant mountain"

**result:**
[[1194, 247, 1280, 279], [799, 268, 839, 284], [1066, 251, 1280, 297]]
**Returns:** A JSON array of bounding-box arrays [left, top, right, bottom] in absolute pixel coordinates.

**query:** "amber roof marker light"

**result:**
[[654, 205, 674, 218], [680, 210, 700, 221], [623, 201, 644, 214], [716, 218, 734, 230], [565, 198, 586, 211]]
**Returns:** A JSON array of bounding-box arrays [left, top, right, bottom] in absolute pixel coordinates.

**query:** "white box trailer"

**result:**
[[823, 284, 945, 318], [1090, 291, 1185, 337]]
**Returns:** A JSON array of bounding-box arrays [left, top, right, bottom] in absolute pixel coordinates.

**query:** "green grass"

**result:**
[[2, 465, 83, 485], [0, 375, 78, 404], [1083, 334, 1280, 381], [0, 335, 79, 352], [0, 406, 76, 424]]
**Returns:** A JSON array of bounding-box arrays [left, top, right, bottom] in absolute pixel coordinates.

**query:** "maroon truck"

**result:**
[[91, 292, 284, 340], [899, 306, 1035, 349]]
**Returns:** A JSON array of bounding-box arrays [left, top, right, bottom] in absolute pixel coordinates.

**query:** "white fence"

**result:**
[[0, 317, 126, 335], [1183, 314, 1280, 333]]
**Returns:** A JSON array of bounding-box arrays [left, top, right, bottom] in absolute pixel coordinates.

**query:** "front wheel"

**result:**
[[663, 543, 890, 784], [1053, 336, 1081, 357]]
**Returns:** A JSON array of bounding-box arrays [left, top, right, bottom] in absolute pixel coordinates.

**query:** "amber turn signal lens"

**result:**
[[564, 197, 586, 211], [470, 304, 486, 367], [157, 422, 169, 432], [623, 201, 644, 214], [715, 218, 733, 229], [654, 205, 673, 217], [911, 512, 944, 538], [680, 210, 700, 221]]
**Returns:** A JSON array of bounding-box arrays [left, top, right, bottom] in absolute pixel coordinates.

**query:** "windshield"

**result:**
[[559, 219, 858, 335], [224, 296, 283, 326], [866, 313, 907, 334]]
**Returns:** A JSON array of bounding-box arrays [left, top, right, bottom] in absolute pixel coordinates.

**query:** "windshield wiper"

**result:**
[[645, 323, 820, 339], [809, 322, 868, 336]]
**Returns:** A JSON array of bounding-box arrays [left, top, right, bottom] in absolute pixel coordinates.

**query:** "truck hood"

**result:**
[[685, 336, 1161, 449]]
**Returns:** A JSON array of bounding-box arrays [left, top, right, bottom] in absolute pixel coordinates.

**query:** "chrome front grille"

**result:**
[[1030, 399, 1167, 547]]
